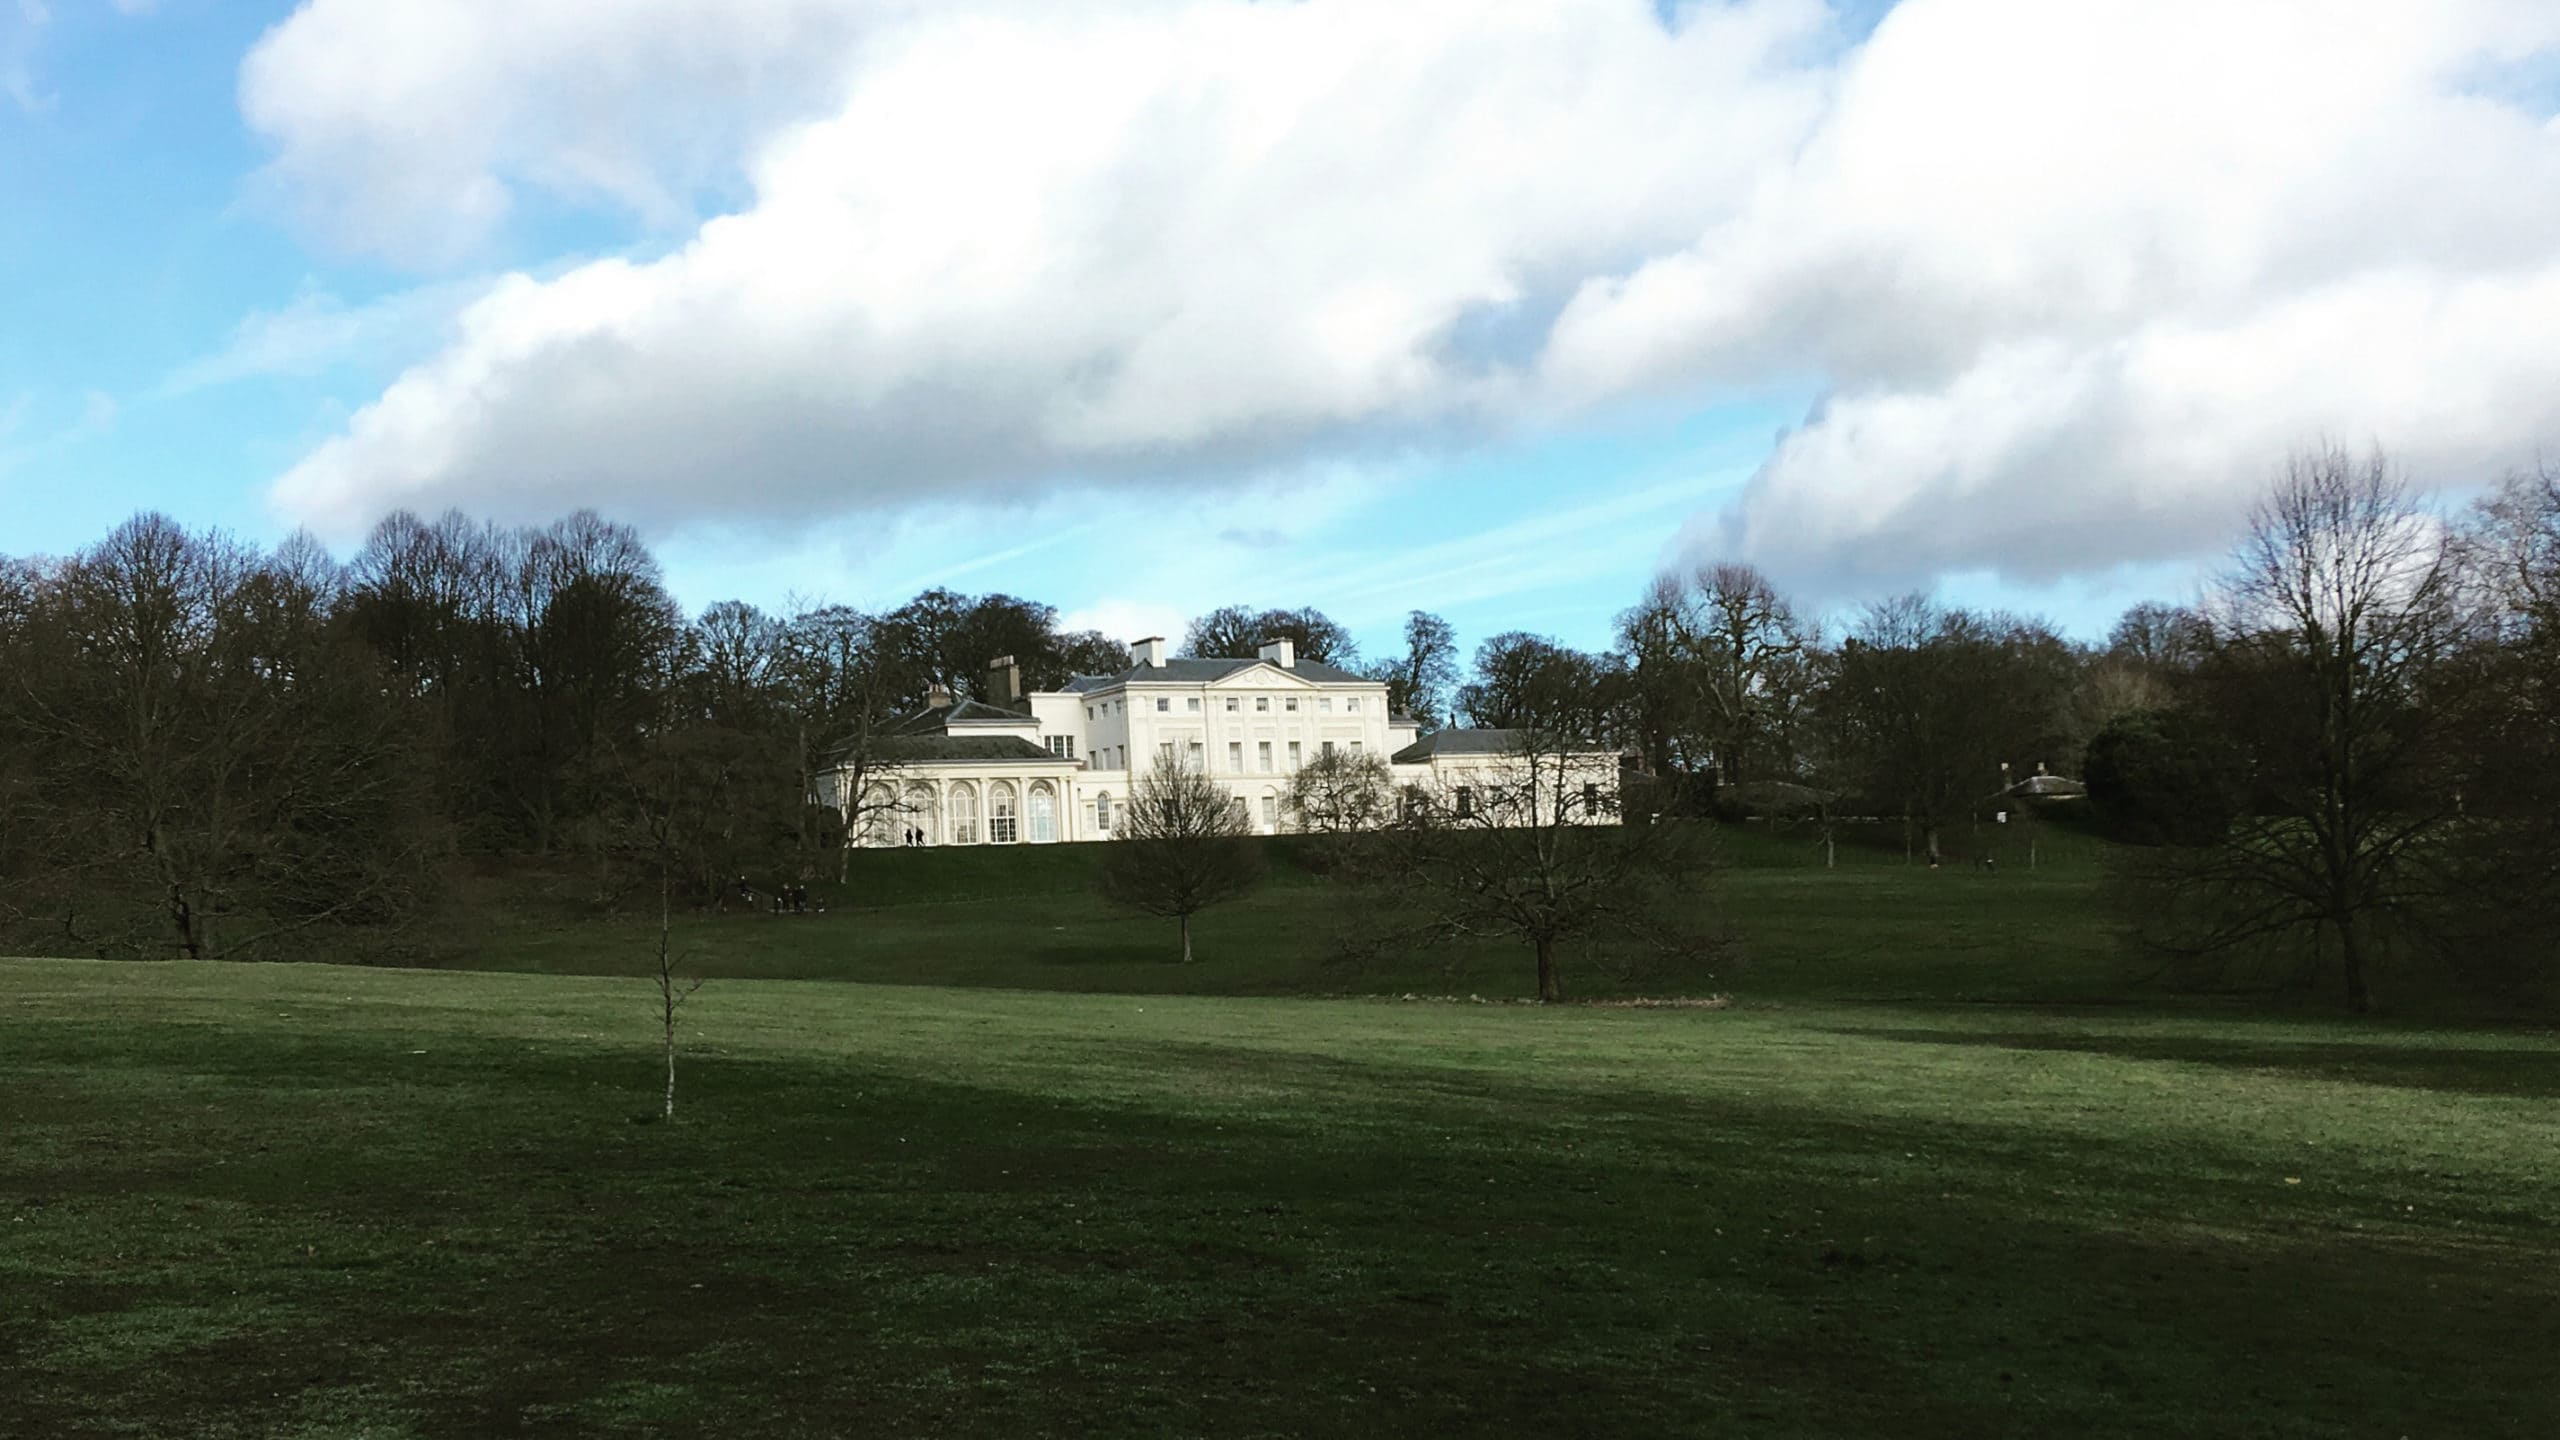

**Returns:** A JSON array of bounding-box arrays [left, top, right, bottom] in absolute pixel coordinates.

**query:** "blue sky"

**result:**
[[7, 1, 2557, 666]]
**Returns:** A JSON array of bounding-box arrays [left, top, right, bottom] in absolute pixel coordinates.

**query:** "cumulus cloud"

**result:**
[[239, 0, 896, 264], [256, 0, 1834, 535], [254, 0, 2560, 595], [1545, 0, 2560, 590]]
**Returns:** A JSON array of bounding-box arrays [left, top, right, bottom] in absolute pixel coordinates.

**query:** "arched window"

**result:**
[[1095, 791, 1114, 832], [1028, 783, 1058, 844], [861, 784, 897, 847], [989, 781, 1019, 844], [948, 782, 980, 845], [902, 783, 940, 845]]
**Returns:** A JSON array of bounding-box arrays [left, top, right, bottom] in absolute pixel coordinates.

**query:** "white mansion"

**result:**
[[819, 637, 1620, 846]]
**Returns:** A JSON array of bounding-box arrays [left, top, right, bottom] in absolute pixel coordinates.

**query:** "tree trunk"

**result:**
[[151, 828, 209, 959], [1180, 912, 1194, 964], [1535, 936, 1564, 1003], [796, 718, 813, 850], [2339, 917, 2371, 1014], [665, 1004, 686, 1117], [659, 877, 678, 1121], [166, 886, 192, 958]]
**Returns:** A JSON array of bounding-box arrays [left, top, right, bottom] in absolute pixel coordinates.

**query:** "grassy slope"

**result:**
[[4, 957, 2556, 1438], [418, 820, 2133, 1006]]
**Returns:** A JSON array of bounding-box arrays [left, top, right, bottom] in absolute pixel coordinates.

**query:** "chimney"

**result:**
[[1132, 636, 1167, 668], [1257, 637, 1296, 670], [983, 654, 1023, 709], [926, 682, 954, 708]]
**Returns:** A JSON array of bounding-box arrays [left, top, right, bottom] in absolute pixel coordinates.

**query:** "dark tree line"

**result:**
[[8, 444, 2552, 1006], [0, 509, 1244, 958], [1331, 448, 2558, 1009], [1596, 446, 2552, 1010]]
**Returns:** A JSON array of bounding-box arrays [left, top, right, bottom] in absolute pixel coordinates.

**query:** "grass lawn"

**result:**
[[414, 820, 2135, 1007], [4, 954, 2555, 1437]]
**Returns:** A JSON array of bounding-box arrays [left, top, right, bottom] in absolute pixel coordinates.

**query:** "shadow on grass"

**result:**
[[4, 1014, 2555, 1439], [1823, 1022, 2560, 1099]]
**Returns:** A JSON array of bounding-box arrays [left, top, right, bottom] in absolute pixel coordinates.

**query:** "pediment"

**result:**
[[1210, 665, 1321, 690]]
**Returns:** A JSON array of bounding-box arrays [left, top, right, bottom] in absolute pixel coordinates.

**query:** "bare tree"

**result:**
[[618, 736, 713, 1120], [1282, 746, 1394, 876], [2060, 601, 2210, 745], [2134, 445, 2465, 1011], [1457, 632, 1624, 736], [1363, 610, 1459, 730], [1098, 753, 1264, 962], [808, 662, 916, 880], [693, 599, 787, 729], [1659, 562, 1813, 791], [2459, 463, 2560, 621], [1368, 733, 1710, 1002], [1180, 604, 1359, 665], [651, 870, 702, 1122], [1284, 746, 1394, 836], [2432, 463, 2560, 993]]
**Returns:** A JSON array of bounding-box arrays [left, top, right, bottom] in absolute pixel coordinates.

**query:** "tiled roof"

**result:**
[[1390, 728, 1616, 764], [870, 735, 1067, 764], [1394, 728, 1521, 763]]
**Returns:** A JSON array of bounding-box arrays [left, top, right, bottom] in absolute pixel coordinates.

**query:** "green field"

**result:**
[[419, 820, 2133, 1007], [6, 833, 2556, 1436]]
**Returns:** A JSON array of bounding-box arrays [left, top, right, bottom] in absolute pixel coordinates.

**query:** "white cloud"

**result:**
[[238, 0, 900, 265], [1546, 0, 2560, 592], [1057, 599, 1190, 646], [6, 0, 165, 116], [255, 0, 2560, 597], [257, 0, 1833, 535], [163, 279, 497, 396]]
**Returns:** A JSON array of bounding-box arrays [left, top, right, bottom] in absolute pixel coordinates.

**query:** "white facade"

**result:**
[[823, 637, 1616, 847]]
